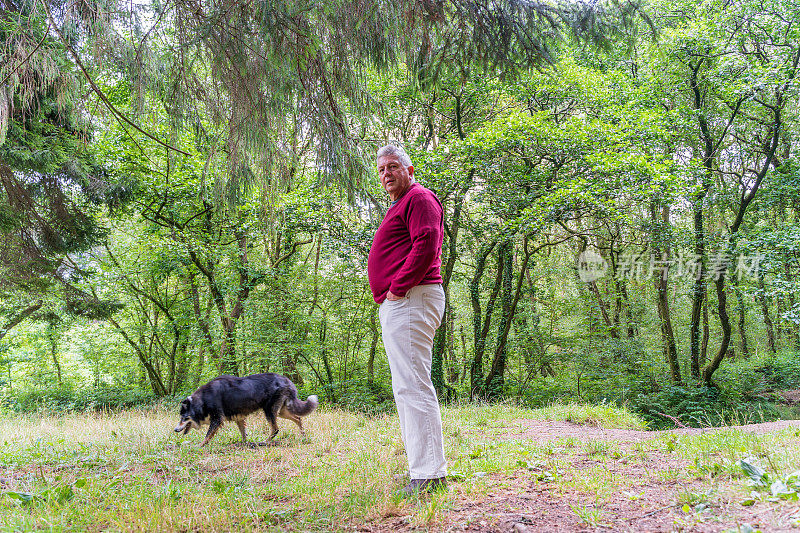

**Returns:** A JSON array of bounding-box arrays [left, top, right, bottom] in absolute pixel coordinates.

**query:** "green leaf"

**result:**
[[447, 471, 467, 481], [53, 485, 74, 504], [785, 470, 800, 486], [4, 491, 34, 505], [740, 458, 768, 486]]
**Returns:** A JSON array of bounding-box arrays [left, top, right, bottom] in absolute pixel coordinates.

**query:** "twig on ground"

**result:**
[[628, 505, 673, 521]]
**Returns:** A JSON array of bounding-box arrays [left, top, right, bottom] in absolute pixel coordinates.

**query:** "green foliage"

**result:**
[[1, 385, 157, 413], [740, 457, 800, 502], [1, 0, 799, 429], [714, 352, 800, 398], [515, 379, 576, 408], [631, 385, 782, 429]]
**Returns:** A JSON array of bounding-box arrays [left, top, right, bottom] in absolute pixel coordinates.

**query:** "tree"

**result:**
[[0, 0, 129, 339]]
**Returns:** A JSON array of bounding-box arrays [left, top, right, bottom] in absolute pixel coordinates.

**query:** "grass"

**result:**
[[529, 402, 648, 430], [674, 426, 800, 484], [0, 402, 798, 531], [0, 403, 638, 531], [570, 502, 608, 528]]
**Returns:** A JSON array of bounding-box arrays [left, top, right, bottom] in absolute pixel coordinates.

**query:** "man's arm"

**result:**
[[388, 192, 442, 297]]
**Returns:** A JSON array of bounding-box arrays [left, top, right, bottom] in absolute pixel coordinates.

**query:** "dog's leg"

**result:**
[[279, 407, 304, 435], [264, 408, 279, 440], [201, 419, 222, 446], [236, 419, 247, 443]]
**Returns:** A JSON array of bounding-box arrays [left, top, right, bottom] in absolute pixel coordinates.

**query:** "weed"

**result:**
[[570, 503, 608, 528], [412, 492, 449, 526], [664, 433, 679, 452], [584, 440, 610, 458], [677, 489, 712, 506], [560, 437, 577, 448]]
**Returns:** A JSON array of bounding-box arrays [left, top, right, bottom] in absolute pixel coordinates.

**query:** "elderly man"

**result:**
[[367, 144, 447, 495]]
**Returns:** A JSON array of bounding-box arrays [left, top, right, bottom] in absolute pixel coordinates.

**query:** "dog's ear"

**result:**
[[180, 397, 192, 410]]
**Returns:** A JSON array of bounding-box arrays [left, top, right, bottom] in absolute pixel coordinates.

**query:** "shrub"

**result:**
[[1, 385, 158, 413], [630, 385, 781, 429]]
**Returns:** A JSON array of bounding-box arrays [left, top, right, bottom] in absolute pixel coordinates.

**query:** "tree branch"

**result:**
[[0, 300, 43, 341]]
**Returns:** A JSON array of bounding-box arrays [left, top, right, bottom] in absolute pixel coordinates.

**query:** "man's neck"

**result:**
[[390, 181, 416, 202]]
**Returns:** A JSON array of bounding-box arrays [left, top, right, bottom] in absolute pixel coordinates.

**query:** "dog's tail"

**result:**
[[287, 394, 318, 416]]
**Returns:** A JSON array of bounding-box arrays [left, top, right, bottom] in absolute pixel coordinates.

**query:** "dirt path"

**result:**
[[495, 419, 800, 444], [372, 420, 800, 533]]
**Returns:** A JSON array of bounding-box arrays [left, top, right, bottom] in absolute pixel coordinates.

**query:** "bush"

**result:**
[[1, 385, 158, 412], [293, 377, 396, 416], [709, 350, 800, 403], [513, 378, 576, 408], [749, 352, 800, 390], [630, 385, 781, 429]]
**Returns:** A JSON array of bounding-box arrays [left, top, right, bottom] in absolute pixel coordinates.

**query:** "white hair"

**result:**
[[377, 144, 412, 168]]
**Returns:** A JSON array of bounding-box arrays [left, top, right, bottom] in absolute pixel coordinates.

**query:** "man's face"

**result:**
[[377, 154, 414, 201]]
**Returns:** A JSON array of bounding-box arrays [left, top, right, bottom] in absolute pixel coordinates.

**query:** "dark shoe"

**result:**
[[400, 477, 447, 496]]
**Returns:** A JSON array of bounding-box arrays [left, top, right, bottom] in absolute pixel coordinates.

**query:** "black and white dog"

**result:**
[[174, 373, 318, 446]]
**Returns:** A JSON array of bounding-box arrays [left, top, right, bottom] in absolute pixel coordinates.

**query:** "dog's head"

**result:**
[[174, 396, 202, 434]]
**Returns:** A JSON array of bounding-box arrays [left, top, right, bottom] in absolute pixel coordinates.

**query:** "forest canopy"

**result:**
[[1, 0, 799, 427]]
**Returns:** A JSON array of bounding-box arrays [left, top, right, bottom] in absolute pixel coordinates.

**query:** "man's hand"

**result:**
[[386, 290, 402, 301]]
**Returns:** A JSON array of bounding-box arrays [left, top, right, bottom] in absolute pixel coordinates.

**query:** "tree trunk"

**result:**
[[193, 346, 205, 388], [702, 46, 796, 385], [589, 280, 620, 339], [757, 273, 777, 353], [688, 59, 717, 382], [650, 204, 680, 383], [187, 270, 218, 362], [470, 241, 500, 399], [48, 325, 62, 384], [107, 316, 167, 396], [655, 272, 680, 383], [689, 208, 708, 381], [617, 280, 637, 338], [704, 273, 732, 384], [485, 238, 534, 397], [432, 178, 470, 397], [733, 282, 749, 357], [484, 242, 513, 398], [701, 297, 709, 368], [785, 262, 800, 349], [318, 315, 337, 401]]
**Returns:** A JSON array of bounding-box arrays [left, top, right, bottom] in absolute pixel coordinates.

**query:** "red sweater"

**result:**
[[368, 183, 443, 303]]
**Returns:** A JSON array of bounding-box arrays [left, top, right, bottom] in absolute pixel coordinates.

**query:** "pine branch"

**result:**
[[42, 0, 192, 157], [0, 300, 43, 341]]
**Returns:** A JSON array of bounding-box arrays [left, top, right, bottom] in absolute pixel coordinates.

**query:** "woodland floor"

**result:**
[[1, 404, 799, 532], [372, 419, 800, 533]]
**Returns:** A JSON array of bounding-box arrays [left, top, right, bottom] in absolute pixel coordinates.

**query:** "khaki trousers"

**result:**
[[379, 283, 447, 479]]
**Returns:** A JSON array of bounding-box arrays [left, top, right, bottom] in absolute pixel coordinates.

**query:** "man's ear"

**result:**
[[408, 165, 414, 178]]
